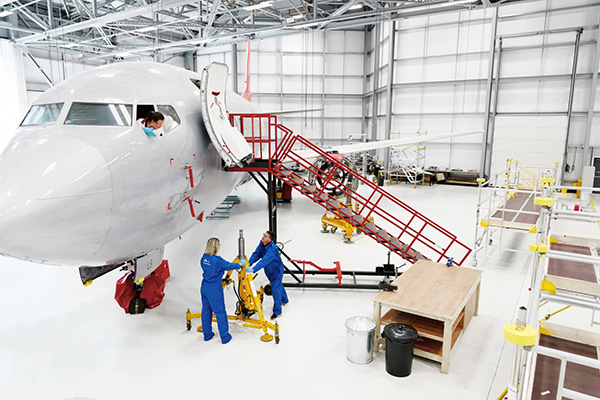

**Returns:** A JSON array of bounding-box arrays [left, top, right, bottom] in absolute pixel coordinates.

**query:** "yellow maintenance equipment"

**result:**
[[186, 230, 280, 343], [534, 197, 554, 207], [541, 177, 555, 185], [503, 323, 538, 347], [528, 243, 548, 253], [186, 260, 280, 343], [541, 279, 557, 295], [321, 201, 374, 244]]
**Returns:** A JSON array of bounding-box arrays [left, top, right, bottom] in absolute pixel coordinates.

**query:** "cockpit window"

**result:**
[[20, 103, 64, 126], [156, 105, 180, 133], [65, 102, 133, 126]]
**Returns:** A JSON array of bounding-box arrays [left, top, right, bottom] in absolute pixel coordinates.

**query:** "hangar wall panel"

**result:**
[[364, 0, 600, 178], [0, 40, 26, 152]]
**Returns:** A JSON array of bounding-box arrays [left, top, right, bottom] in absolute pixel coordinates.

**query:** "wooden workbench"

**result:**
[[373, 260, 482, 374]]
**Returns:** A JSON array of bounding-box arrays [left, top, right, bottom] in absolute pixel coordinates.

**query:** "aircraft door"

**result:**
[[195, 62, 253, 167]]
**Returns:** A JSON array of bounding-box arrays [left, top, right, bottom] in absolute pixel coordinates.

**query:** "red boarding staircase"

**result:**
[[228, 113, 472, 266]]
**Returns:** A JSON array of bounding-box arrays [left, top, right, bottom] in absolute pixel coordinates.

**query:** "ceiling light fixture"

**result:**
[[246, 1, 273, 11], [0, 10, 13, 17], [349, 4, 363, 10], [137, 26, 156, 33], [285, 14, 304, 23]]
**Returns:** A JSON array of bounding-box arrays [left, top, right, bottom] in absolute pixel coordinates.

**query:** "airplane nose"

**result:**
[[0, 135, 112, 265]]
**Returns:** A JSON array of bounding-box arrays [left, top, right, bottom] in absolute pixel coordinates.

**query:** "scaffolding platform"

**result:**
[[531, 333, 600, 400], [473, 160, 559, 265], [500, 183, 600, 400], [545, 240, 600, 293]]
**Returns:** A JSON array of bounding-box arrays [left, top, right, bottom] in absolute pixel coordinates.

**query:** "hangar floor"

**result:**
[[1, 181, 597, 399]]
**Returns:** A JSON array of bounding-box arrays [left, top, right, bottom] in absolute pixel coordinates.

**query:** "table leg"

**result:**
[[373, 301, 381, 352], [475, 280, 481, 317], [441, 319, 451, 374]]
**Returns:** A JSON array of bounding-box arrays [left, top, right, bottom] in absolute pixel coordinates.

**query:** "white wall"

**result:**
[[366, 0, 600, 179], [0, 40, 27, 152], [195, 31, 366, 145]]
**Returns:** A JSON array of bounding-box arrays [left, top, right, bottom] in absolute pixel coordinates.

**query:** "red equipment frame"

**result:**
[[229, 113, 472, 266]]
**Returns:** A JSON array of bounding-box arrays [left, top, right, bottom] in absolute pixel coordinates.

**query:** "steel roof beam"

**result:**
[[72, 0, 114, 46], [16, 0, 193, 43], [318, 0, 359, 29], [15, 2, 48, 30]]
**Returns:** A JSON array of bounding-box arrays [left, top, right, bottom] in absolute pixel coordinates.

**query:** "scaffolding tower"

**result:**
[[473, 159, 559, 266], [500, 184, 600, 400]]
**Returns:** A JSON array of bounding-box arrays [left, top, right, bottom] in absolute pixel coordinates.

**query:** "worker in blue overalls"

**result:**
[[200, 237, 246, 344], [246, 231, 289, 320]]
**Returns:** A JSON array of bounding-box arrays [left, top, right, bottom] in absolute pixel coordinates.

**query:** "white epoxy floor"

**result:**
[[0, 180, 593, 399]]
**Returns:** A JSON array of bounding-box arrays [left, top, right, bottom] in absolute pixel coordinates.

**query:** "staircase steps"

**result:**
[[228, 114, 471, 265]]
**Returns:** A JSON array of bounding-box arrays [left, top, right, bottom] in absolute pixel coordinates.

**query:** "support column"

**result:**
[[47, 0, 53, 29], [383, 21, 396, 172], [231, 43, 238, 93], [480, 8, 498, 179], [321, 31, 326, 147], [360, 26, 369, 145], [268, 172, 277, 239], [561, 29, 582, 185], [184, 51, 196, 72], [583, 18, 600, 168], [370, 22, 381, 155]]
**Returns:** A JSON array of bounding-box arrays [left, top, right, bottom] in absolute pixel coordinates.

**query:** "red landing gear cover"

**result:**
[[114, 260, 171, 312], [114, 271, 136, 312], [140, 260, 170, 309]]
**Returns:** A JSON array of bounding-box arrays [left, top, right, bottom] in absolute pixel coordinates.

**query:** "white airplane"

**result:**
[[0, 60, 481, 285]]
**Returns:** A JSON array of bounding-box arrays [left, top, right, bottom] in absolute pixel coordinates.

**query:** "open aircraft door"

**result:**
[[195, 62, 253, 168]]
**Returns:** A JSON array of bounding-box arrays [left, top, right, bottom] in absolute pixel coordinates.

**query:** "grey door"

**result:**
[[593, 158, 600, 187]]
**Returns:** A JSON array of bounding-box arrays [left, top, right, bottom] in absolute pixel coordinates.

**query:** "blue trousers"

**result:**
[[201, 283, 232, 344], [267, 271, 289, 315]]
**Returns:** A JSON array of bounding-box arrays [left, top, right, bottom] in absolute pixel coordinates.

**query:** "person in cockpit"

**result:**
[[200, 237, 246, 344], [139, 111, 165, 137]]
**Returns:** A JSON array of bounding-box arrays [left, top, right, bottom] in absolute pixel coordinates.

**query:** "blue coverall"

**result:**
[[200, 254, 240, 344], [249, 241, 289, 316]]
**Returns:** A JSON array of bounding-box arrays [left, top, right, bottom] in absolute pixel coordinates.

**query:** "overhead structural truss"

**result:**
[[0, 0, 533, 60]]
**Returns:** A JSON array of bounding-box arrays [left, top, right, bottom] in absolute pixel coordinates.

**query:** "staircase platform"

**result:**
[[227, 113, 472, 266]]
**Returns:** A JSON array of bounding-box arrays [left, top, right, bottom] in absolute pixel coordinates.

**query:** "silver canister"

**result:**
[[345, 316, 376, 364]]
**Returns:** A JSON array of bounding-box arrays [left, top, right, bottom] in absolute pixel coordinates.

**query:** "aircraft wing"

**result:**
[[319, 130, 483, 156], [407, 167, 434, 175]]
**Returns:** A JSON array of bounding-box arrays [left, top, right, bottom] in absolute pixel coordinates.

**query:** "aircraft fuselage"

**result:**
[[0, 61, 252, 266]]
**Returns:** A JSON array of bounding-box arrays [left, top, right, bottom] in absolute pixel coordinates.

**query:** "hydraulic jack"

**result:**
[[186, 230, 280, 343]]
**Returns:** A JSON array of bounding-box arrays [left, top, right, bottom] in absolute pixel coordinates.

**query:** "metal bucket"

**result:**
[[345, 316, 376, 364]]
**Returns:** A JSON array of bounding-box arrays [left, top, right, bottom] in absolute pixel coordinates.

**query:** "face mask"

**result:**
[[143, 126, 156, 137]]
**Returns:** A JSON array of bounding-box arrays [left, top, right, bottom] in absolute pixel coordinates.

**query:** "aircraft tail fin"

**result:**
[[242, 41, 251, 102]]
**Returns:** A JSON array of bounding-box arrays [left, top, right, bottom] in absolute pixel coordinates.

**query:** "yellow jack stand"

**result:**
[[321, 202, 374, 244], [186, 260, 280, 344]]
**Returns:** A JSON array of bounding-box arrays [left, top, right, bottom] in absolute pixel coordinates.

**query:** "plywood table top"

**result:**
[[373, 260, 482, 321]]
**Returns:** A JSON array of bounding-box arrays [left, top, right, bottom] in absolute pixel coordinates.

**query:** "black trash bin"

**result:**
[[383, 323, 418, 377], [377, 172, 385, 186]]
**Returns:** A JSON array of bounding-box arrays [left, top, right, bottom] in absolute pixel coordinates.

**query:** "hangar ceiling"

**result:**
[[0, 0, 529, 61]]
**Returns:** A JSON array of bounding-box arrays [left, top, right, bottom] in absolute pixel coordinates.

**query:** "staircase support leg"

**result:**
[[268, 172, 277, 239]]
